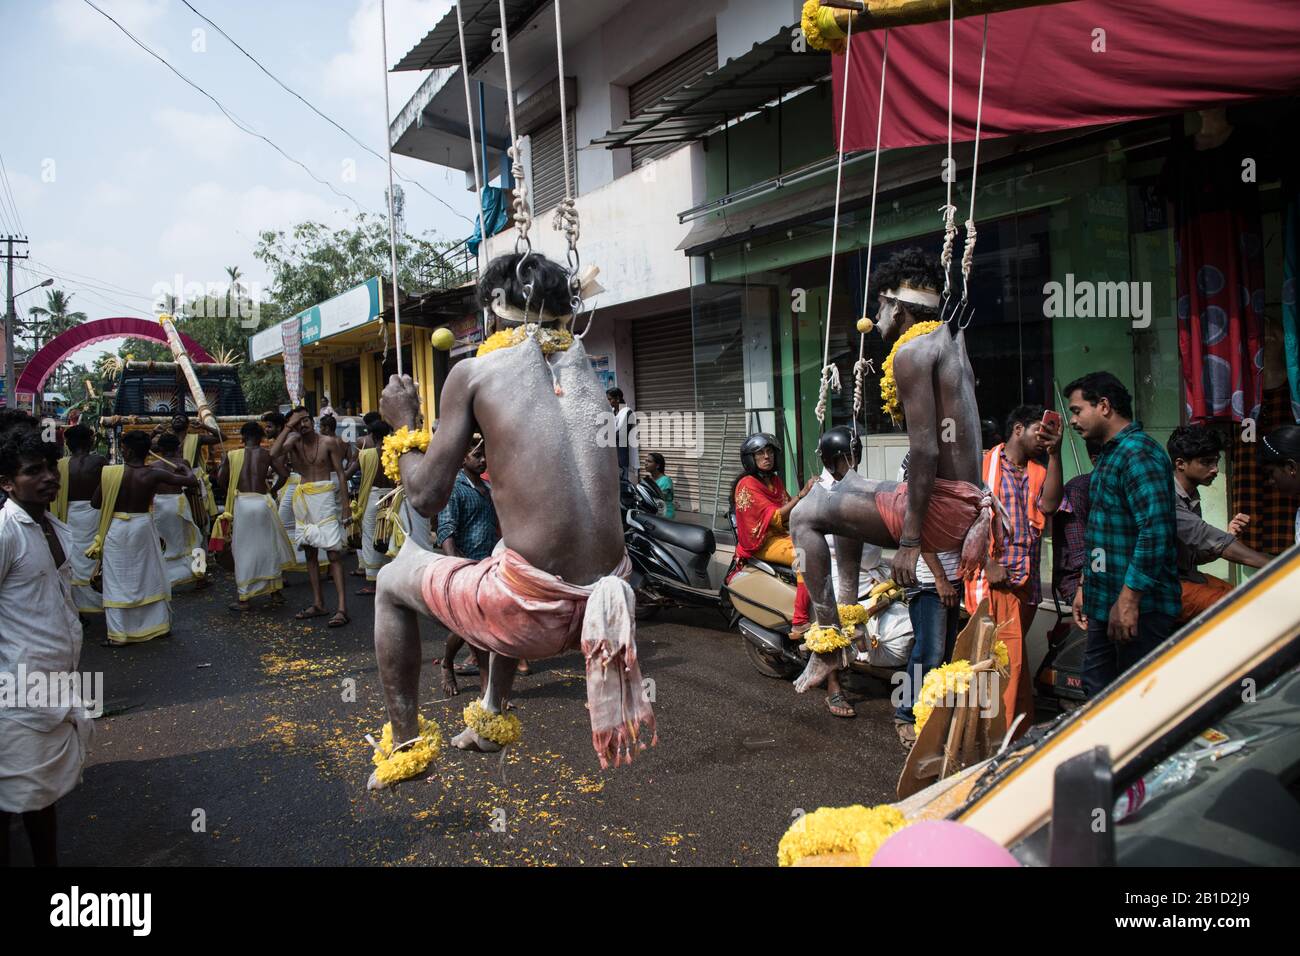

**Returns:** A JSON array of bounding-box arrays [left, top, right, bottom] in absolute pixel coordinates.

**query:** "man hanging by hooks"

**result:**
[[788, 248, 996, 696], [367, 252, 654, 787]]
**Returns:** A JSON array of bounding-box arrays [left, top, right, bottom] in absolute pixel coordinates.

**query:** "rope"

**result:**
[[550, 0, 583, 315], [497, 0, 531, 251], [815, 12, 855, 429], [853, 29, 890, 431], [453, 0, 489, 332], [378, 0, 404, 377], [958, 14, 990, 329], [938, 0, 957, 312]]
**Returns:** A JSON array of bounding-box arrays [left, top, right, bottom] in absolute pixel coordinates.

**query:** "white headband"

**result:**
[[885, 284, 942, 310]]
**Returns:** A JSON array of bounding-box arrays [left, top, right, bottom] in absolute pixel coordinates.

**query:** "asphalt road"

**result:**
[[32, 565, 907, 867]]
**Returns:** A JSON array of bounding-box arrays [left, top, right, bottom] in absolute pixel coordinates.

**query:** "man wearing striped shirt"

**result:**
[[964, 406, 1065, 740], [1065, 373, 1180, 697]]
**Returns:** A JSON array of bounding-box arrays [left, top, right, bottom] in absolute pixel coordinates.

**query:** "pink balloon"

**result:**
[[870, 820, 1020, 867]]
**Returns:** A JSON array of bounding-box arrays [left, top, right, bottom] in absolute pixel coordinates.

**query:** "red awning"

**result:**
[[833, 0, 1300, 152]]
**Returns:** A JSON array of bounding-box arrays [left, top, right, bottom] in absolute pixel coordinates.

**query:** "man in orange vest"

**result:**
[[965, 405, 1065, 740]]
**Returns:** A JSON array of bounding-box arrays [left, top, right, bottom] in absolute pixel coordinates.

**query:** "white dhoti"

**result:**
[[102, 512, 172, 644], [154, 492, 202, 588], [66, 500, 103, 614], [0, 710, 94, 813], [293, 478, 345, 553], [278, 474, 324, 570], [360, 486, 389, 581], [233, 493, 296, 600]]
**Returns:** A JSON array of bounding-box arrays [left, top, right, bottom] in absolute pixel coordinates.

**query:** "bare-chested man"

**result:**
[[154, 433, 209, 590], [155, 413, 221, 528], [60, 424, 107, 616], [789, 248, 990, 693], [218, 421, 293, 611], [269, 408, 351, 627], [92, 430, 200, 644], [368, 252, 653, 788]]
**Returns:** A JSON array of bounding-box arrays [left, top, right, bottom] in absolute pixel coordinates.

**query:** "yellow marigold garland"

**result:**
[[800, 1, 848, 55], [463, 700, 523, 746], [371, 714, 443, 786], [837, 603, 869, 627], [912, 641, 1010, 735], [880, 320, 943, 423], [778, 804, 908, 866], [381, 426, 431, 483], [476, 326, 574, 358], [805, 624, 852, 654]]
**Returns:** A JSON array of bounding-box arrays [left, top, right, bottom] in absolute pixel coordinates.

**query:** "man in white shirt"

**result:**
[[607, 388, 638, 484], [0, 431, 93, 865]]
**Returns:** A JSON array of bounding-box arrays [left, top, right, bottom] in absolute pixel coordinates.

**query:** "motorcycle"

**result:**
[[622, 478, 727, 622]]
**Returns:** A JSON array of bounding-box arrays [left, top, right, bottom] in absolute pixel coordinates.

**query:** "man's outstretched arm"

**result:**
[[381, 369, 474, 518]]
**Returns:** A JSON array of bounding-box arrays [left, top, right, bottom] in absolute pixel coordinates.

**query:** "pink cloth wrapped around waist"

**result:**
[[420, 547, 656, 767], [875, 478, 996, 578]]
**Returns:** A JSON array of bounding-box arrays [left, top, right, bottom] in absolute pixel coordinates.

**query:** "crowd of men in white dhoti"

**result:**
[[0, 408, 431, 863]]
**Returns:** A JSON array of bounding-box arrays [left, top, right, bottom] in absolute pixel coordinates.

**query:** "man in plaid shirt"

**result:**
[[1065, 373, 1180, 696]]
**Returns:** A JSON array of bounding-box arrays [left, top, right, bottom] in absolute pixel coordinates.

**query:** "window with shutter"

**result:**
[[627, 36, 718, 169], [529, 111, 577, 216]]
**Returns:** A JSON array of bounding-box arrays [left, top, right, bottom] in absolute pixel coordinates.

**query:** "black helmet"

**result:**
[[740, 432, 780, 478], [817, 425, 861, 464]]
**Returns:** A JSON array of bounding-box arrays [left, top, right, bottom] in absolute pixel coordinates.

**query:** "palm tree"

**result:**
[[25, 289, 88, 352], [226, 265, 243, 319]]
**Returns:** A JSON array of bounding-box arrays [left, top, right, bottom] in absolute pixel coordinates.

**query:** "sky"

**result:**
[[0, 0, 474, 376]]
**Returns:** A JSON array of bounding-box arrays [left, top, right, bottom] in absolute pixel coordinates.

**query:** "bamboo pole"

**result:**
[[156, 313, 220, 435], [819, 0, 1079, 30]]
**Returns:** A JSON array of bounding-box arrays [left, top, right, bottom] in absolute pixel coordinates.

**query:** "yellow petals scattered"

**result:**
[[371, 715, 443, 786], [778, 804, 907, 866], [880, 319, 943, 423], [464, 700, 523, 746], [381, 426, 431, 483]]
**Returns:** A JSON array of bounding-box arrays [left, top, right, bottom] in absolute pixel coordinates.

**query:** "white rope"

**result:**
[[550, 0, 582, 312], [815, 12, 854, 428], [958, 15, 990, 326], [378, 0, 403, 377], [853, 28, 889, 428], [497, 0, 531, 247], [938, 0, 957, 308], [454, 1, 488, 330]]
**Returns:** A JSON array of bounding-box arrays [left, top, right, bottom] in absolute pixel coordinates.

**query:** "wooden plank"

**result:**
[[897, 702, 955, 799]]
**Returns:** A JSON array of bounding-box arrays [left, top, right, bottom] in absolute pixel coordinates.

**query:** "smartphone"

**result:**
[[1041, 409, 1062, 431]]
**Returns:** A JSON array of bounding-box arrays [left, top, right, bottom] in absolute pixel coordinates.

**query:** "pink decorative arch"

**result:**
[[15, 317, 216, 396]]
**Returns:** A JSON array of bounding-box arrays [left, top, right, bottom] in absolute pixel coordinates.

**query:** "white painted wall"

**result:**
[[483, 143, 702, 311], [715, 0, 802, 63]]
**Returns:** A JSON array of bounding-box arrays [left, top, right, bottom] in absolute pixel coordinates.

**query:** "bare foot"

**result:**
[[451, 725, 501, 753], [793, 650, 843, 694], [366, 763, 424, 791], [440, 665, 458, 698]]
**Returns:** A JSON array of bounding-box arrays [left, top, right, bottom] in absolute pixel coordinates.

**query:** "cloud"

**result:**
[[152, 107, 243, 161], [321, 0, 448, 112], [51, 0, 172, 55]]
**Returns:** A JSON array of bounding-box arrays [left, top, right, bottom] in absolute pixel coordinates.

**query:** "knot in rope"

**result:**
[[960, 217, 978, 296], [508, 140, 531, 242], [852, 356, 875, 420], [814, 363, 842, 426], [938, 203, 958, 294], [552, 196, 580, 248]]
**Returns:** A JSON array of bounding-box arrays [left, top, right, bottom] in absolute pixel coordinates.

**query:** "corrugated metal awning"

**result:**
[[593, 26, 829, 150], [392, 0, 546, 73]]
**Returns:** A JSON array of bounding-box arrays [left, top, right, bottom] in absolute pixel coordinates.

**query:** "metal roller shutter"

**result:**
[[691, 303, 747, 531], [529, 111, 577, 216], [631, 314, 702, 516], [628, 36, 718, 169]]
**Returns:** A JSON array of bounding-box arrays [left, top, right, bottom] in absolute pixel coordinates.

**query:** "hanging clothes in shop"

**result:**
[[1231, 385, 1300, 557], [1162, 124, 1268, 425]]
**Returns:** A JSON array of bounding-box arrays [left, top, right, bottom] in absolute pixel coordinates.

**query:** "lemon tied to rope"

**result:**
[[431, 327, 455, 351]]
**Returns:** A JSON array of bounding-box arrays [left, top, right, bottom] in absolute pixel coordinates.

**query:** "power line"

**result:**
[[180, 0, 474, 228], [81, 0, 374, 218], [26, 259, 157, 302], [0, 152, 25, 236]]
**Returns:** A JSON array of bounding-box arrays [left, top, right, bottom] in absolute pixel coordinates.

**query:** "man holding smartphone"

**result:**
[[964, 404, 1065, 740]]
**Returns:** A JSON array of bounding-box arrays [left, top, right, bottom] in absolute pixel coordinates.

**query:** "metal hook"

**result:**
[[957, 299, 974, 330]]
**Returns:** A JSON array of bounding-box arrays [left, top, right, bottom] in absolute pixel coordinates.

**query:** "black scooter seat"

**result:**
[[638, 514, 715, 555]]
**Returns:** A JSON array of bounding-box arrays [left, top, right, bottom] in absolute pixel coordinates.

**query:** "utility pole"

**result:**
[[2, 235, 30, 409]]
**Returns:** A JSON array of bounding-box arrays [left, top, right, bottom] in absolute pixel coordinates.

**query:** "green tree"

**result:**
[[24, 288, 88, 352]]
